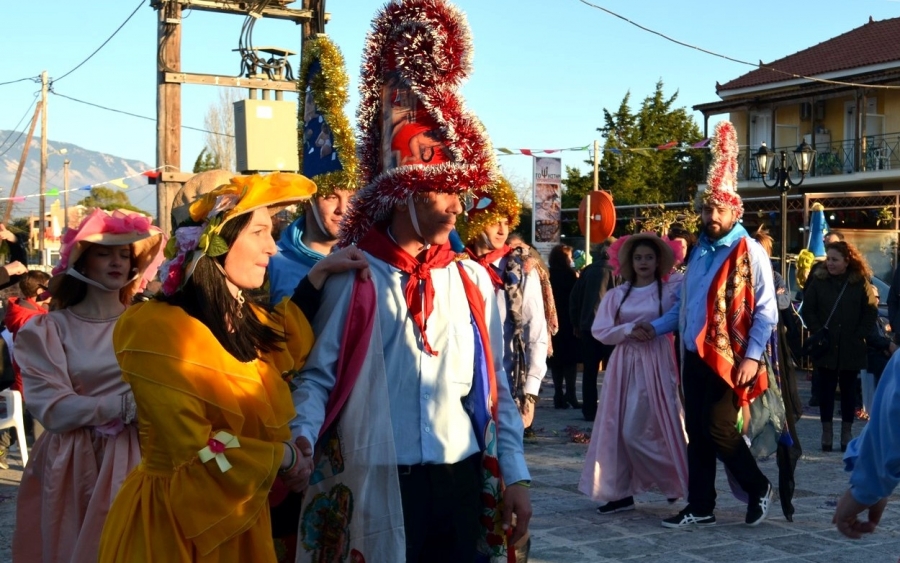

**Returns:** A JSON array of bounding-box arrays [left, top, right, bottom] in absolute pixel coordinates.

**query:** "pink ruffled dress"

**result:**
[[12, 309, 141, 563], [578, 280, 689, 503]]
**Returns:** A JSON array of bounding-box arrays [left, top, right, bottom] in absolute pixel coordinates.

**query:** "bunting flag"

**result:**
[[494, 139, 738, 157], [656, 140, 678, 150], [0, 165, 174, 203]]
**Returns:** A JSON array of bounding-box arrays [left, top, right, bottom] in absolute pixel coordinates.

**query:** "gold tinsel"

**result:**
[[297, 36, 359, 197], [456, 176, 522, 244]]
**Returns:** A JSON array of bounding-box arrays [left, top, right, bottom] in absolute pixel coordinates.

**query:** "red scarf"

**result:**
[[695, 237, 768, 406], [466, 244, 509, 290], [358, 225, 457, 356]]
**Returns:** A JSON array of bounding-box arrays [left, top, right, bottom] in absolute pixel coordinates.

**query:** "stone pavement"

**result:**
[[0, 369, 898, 562]]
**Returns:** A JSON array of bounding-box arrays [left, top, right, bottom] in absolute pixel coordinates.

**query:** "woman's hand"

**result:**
[[281, 438, 315, 492], [306, 245, 370, 290]]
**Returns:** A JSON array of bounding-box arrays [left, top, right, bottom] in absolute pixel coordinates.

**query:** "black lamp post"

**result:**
[[754, 140, 816, 281]]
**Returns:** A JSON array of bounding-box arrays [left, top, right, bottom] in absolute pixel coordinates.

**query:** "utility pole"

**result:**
[[157, 1, 182, 236], [63, 158, 70, 232], [3, 100, 42, 224], [585, 139, 600, 261], [39, 70, 48, 264]]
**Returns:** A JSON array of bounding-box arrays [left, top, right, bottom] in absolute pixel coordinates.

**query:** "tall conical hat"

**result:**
[[807, 202, 829, 258], [696, 120, 743, 218], [298, 35, 359, 197], [340, 0, 498, 245]]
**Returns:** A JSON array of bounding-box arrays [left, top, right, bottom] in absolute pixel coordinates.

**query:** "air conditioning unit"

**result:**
[[800, 102, 812, 121], [234, 99, 300, 173]]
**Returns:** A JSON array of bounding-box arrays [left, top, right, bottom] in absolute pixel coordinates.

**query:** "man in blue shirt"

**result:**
[[637, 121, 778, 529]]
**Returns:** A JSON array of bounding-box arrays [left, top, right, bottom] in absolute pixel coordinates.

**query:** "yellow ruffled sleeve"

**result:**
[[124, 369, 285, 556], [270, 297, 315, 375]]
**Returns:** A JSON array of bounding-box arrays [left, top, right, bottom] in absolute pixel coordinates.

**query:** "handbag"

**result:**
[[801, 280, 848, 359]]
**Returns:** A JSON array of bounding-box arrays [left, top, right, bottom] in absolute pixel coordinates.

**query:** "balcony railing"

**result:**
[[734, 132, 900, 182]]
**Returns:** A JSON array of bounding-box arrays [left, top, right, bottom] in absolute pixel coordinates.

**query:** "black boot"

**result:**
[[551, 368, 567, 409], [564, 366, 581, 409], [821, 422, 833, 452]]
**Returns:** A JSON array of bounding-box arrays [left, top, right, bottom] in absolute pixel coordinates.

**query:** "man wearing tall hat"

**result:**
[[290, 2, 531, 562], [268, 36, 359, 305], [457, 178, 549, 437], [636, 121, 778, 528]]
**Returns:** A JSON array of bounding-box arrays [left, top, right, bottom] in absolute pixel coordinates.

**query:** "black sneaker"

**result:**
[[661, 507, 716, 528], [596, 496, 635, 515], [746, 483, 773, 526]]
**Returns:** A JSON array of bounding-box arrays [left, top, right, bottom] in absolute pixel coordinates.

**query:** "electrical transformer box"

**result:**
[[234, 99, 299, 173]]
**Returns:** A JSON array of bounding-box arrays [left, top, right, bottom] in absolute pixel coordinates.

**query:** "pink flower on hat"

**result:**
[[159, 252, 186, 296]]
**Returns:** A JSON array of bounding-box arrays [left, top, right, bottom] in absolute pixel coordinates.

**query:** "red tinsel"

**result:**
[[700, 120, 743, 217]]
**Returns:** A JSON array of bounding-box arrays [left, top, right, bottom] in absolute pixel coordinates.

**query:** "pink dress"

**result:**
[[578, 281, 688, 503], [12, 309, 141, 563]]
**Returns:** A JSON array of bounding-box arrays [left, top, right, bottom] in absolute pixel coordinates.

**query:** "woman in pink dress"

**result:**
[[12, 209, 163, 563], [578, 232, 688, 514]]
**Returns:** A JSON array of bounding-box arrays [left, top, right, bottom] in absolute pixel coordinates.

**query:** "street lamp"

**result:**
[[754, 140, 816, 281]]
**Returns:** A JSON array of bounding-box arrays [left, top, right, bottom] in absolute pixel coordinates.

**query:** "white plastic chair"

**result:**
[[0, 389, 28, 467]]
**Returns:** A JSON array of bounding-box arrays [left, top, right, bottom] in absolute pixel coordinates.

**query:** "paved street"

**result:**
[[1, 369, 899, 562]]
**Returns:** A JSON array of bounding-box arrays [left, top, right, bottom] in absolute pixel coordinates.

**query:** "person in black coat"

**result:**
[[548, 244, 580, 409]]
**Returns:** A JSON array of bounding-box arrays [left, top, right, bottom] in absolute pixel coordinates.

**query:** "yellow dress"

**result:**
[[98, 299, 313, 563]]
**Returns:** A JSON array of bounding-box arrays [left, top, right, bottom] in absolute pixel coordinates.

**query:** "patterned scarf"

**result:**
[[694, 236, 768, 406], [358, 225, 457, 355]]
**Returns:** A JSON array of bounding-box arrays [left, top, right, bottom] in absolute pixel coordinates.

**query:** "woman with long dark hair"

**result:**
[[578, 233, 687, 515], [98, 173, 368, 563], [801, 240, 877, 452]]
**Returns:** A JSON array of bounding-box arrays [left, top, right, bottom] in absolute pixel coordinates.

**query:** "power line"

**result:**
[[53, 0, 146, 84], [576, 0, 900, 90], [0, 94, 39, 155], [51, 91, 234, 137], [0, 76, 39, 88]]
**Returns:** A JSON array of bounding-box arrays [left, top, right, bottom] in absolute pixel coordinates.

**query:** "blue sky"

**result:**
[[2, 0, 898, 215]]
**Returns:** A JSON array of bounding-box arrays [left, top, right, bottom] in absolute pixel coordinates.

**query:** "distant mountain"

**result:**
[[0, 131, 157, 218]]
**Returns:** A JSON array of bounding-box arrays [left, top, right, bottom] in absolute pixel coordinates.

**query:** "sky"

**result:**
[[1, 0, 898, 217]]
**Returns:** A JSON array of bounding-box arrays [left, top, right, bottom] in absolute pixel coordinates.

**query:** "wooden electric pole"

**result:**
[[3, 101, 43, 224], [39, 70, 48, 263], [152, 0, 324, 235]]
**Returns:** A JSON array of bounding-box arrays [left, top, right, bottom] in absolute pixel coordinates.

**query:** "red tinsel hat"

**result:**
[[339, 0, 498, 245], [696, 120, 743, 218]]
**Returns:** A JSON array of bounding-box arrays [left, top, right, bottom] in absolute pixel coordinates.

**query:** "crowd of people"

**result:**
[[1, 1, 899, 562]]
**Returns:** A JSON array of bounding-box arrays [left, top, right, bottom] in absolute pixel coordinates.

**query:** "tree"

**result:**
[[193, 147, 222, 173], [203, 88, 243, 171], [564, 81, 706, 209], [77, 186, 150, 215]]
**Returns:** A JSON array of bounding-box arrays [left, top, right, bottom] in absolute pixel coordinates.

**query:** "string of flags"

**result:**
[[0, 166, 171, 203], [493, 138, 778, 157]]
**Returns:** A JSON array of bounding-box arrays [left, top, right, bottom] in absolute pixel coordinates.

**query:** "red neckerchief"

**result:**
[[466, 244, 509, 290], [357, 225, 457, 356]]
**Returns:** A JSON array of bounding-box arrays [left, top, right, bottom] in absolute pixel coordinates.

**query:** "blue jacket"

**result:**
[[268, 216, 324, 304]]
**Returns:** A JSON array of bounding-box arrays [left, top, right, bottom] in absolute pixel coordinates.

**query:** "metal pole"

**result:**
[[585, 139, 599, 263], [781, 188, 788, 282], [63, 159, 70, 232], [39, 70, 48, 265]]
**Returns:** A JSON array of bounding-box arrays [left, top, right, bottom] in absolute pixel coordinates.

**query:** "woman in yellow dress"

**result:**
[[98, 173, 367, 563]]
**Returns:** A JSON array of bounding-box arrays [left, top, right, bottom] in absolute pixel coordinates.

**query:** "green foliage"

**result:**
[[567, 81, 706, 207], [193, 148, 222, 173], [626, 204, 699, 235], [77, 186, 149, 215]]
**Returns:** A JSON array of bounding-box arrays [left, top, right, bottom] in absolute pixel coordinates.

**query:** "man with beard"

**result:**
[[268, 35, 359, 305], [635, 120, 777, 529]]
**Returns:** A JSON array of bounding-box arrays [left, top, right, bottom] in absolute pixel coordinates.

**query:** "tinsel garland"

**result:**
[[341, 0, 499, 245], [698, 120, 743, 217], [455, 176, 522, 244], [297, 35, 359, 197]]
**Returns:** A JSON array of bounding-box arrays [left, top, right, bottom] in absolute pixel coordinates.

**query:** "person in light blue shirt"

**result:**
[[638, 120, 778, 530], [834, 349, 900, 539], [268, 189, 354, 304]]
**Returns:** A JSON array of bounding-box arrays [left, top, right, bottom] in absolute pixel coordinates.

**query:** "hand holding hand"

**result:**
[[281, 437, 315, 492], [502, 483, 532, 547], [833, 489, 887, 539], [4, 261, 27, 277], [307, 245, 370, 290]]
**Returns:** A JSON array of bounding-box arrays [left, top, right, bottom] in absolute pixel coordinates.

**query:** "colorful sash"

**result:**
[[694, 237, 768, 406]]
